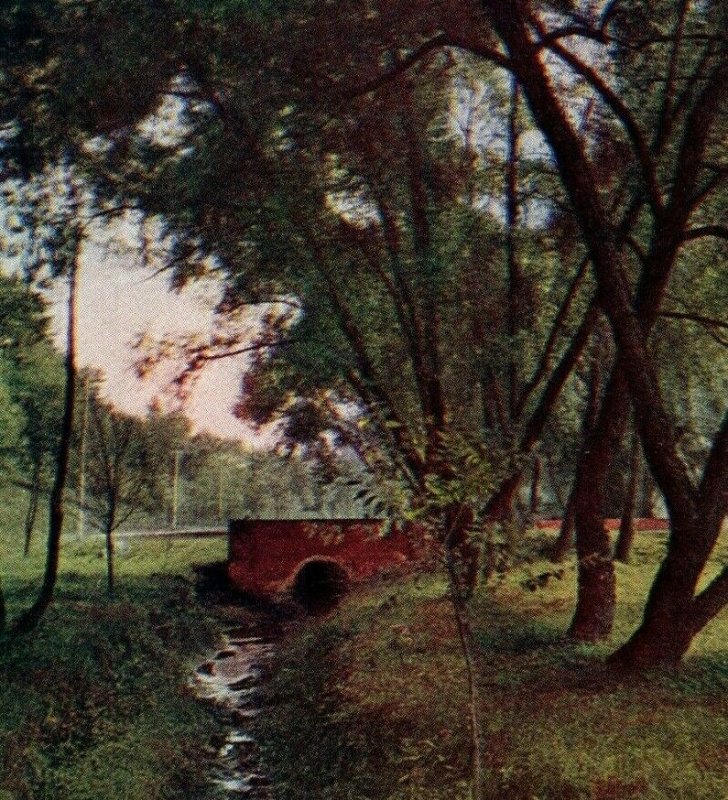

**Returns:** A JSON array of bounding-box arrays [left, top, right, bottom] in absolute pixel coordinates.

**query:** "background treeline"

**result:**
[[0, 271, 365, 542]]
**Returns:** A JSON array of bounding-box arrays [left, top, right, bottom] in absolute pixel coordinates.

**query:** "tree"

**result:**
[[4, 0, 724, 676], [142, 403, 193, 526], [8, 219, 81, 636], [477, 0, 728, 666], [84, 399, 158, 597]]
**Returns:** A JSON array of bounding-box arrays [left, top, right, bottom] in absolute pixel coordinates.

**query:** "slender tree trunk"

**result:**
[[10, 257, 79, 637], [105, 513, 116, 599], [638, 465, 657, 518], [443, 515, 484, 800], [22, 458, 43, 558], [529, 457, 541, 517], [615, 433, 641, 563], [0, 579, 6, 634], [505, 76, 523, 419], [550, 488, 576, 563], [445, 503, 479, 596], [76, 373, 90, 538]]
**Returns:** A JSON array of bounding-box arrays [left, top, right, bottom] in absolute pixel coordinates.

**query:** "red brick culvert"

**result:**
[[227, 519, 415, 610]]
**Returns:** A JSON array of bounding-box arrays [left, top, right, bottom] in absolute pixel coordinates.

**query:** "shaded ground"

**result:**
[[0, 534, 232, 800], [255, 530, 728, 800]]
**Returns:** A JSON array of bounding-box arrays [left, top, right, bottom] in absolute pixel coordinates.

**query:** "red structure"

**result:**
[[227, 519, 414, 605], [535, 518, 669, 531]]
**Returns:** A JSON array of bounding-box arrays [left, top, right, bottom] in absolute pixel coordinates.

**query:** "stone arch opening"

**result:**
[[291, 558, 350, 613]]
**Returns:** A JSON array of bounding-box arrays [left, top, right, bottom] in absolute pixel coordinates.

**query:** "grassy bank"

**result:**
[[0, 491, 228, 800], [257, 530, 728, 800]]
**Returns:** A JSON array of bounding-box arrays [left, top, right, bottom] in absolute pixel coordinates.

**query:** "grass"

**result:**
[[3, 481, 727, 800], [256, 528, 728, 800], [0, 484, 229, 800]]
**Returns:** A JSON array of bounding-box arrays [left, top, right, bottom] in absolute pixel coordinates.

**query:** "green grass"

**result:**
[[3, 481, 727, 800], [256, 529, 728, 800], [0, 484, 228, 800]]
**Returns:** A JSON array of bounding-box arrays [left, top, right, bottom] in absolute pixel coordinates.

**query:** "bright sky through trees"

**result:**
[[49, 235, 261, 443]]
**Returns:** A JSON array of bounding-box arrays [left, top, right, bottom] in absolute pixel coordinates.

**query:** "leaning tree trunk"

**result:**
[[23, 458, 43, 558], [608, 517, 704, 668], [483, 470, 522, 521], [615, 433, 641, 564], [9, 258, 78, 637], [610, 419, 728, 671]]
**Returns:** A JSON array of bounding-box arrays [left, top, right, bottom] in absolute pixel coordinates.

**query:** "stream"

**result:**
[[190, 613, 279, 799]]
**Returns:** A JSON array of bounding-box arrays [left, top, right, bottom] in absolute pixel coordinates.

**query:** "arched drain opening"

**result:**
[[292, 559, 350, 613]]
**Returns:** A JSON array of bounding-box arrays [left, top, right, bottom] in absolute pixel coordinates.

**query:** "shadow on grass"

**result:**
[[0, 566, 230, 800]]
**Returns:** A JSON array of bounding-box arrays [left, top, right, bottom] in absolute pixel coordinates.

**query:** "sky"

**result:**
[[50, 236, 264, 444]]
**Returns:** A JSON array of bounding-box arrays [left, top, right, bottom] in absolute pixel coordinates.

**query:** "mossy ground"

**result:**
[[0, 487, 229, 800], [257, 529, 728, 800]]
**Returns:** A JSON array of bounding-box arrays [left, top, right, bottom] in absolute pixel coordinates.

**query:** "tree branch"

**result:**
[[659, 311, 728, 332], [516, 256, 590, 417], [538, 32, 664, 217], [682, 225, 728, 243], [691, 563, 728, 634], [343, 34, 449, 100], [343, 32, 510, 100]]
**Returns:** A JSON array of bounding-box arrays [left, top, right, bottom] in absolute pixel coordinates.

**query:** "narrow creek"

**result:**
[[190, 610, 280, 799]]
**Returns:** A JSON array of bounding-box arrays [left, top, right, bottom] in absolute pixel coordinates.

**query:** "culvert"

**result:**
[[291, 558, 350, 612]]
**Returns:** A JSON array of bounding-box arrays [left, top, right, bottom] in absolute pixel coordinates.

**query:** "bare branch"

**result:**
[[189, 338, 296, 363], [344, 34, 450, 100], [660, 311, 728, 331], [535, 25, 607, 50], [344, 32, 510, 100], [682, 225, 728, 243], [539, 33, 664, 217], [517, 256, 590, 417]]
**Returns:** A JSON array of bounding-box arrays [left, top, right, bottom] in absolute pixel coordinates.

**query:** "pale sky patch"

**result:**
[[50, 238, 265, 444]]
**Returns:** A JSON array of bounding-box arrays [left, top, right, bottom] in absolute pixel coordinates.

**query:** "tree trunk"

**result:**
[[638, 465, 657, 518], [0, 579, 6, 634], [568, 360, 628, 642], [105, 516, 116, 599], [615, 433, 641, 563], [442, 515, 484, 800], [22, 458, 43, 558], [529, 457, 541, 517], [445, 503, 479, 596], [608, 520, 705, 668], [9, 257, 79, 637], [549, 488, 576, 563], [483, 470, 521, 521]]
